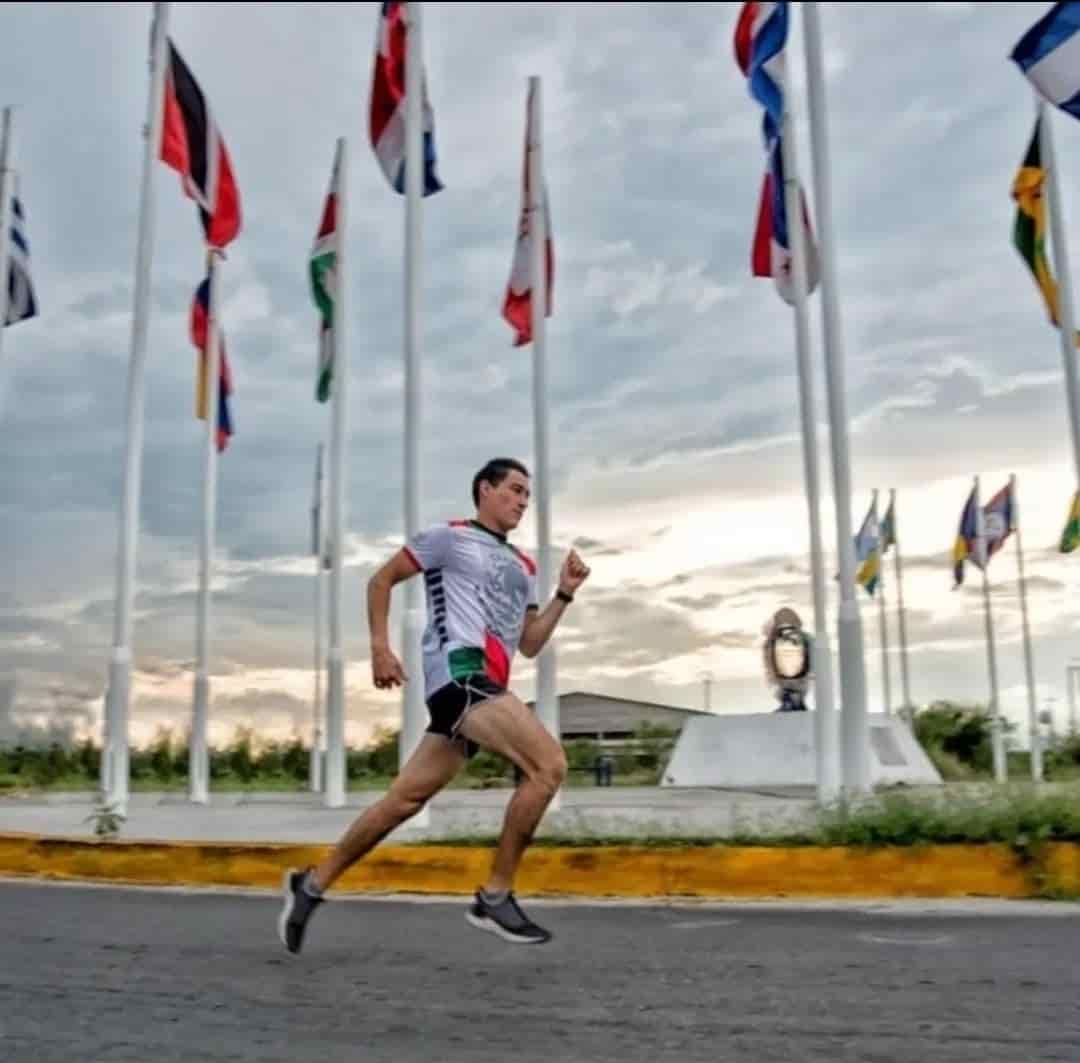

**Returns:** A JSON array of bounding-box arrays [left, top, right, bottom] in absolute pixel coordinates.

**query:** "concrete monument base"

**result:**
[[660, 711, 942, 788]]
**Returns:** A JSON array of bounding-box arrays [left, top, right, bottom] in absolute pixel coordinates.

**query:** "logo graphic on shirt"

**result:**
[[479, 547, 529, 649]]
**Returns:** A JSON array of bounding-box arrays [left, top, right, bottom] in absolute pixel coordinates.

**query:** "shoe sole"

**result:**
[[278, 870, 297, 953], [465, 910, 550, 945]]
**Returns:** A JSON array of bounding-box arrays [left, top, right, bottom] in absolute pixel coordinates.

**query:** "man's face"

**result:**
[[483, 469, 531, 530]]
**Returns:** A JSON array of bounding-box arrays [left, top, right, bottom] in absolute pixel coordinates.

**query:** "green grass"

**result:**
[[815, 783, 1080, 848], [408, 782, 1080, 849]]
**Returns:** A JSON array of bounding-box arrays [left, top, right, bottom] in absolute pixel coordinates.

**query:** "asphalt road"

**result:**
[[1, 880, 1078, 1063]]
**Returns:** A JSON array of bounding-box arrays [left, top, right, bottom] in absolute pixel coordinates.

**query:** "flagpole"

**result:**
[[189, 247, 223, 805], [974, 474, 1007, 783], [1069, 664, 1079, 737], [313, 545, 325, 793], [103, 1, 170, 815], [526, 75, 560, 807], [889, 489, 914, 719], [324, 136, 348, 810], [311, 441, 325, 794], [1011, 474, 1042, 782], [802, 1, 870, 797], [0, 106, 14, 360], [874, 492, 892, 716], [400, 1, 429, 823], [1039, 98, 1080, 494], [779, 89, 839, 805], [877, 586, 891, 715]]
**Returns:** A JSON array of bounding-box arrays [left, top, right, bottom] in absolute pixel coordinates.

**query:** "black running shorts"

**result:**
[[426, 673, 505, 759]]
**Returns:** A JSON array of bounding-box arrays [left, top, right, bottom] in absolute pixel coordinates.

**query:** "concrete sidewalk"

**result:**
[[0, 785, 821, 844]]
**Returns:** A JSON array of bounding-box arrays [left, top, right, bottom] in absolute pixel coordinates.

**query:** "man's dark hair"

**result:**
[[472, 458, 530, 506]]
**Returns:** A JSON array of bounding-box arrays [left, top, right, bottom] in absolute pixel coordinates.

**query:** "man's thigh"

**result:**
[[390, 732, 466, 801], [456, 690, 561, 773]]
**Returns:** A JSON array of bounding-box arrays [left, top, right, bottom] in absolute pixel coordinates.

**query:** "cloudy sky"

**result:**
[[2, 1, 1080, 756]]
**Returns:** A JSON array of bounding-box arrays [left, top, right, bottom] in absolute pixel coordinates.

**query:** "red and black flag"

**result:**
[[160, 39, 241, 248]]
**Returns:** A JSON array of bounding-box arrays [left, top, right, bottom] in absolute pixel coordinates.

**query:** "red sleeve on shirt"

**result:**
[[511, 545, 537, 576]]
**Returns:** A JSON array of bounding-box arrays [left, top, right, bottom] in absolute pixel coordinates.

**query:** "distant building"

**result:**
[[525, 691, 710, 742]]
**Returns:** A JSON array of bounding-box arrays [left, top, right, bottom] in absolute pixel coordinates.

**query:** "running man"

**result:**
[[279, 457, 590, 951]]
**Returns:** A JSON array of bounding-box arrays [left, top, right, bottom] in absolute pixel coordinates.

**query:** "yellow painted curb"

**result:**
[[1, 833, 1077, 899]]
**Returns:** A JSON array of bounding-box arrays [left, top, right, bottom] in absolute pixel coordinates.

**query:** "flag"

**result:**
[[1010, 2, 1080, 122], [190, 270, 234, 452], [160, 38, 242, 248], [880, 495, 896, 554], [982, 481, 1015, 565], [1061, 489, 1080, 553], [734, 1, 819, 305], [369, 1, 443, 197], [502, 80, 553, 347], [952, 486, 979, 588], [854, 498, 881, 597], [1011, 116, 1080, 345], [4, 190, 37, 326], [310, 145, 340, 403]]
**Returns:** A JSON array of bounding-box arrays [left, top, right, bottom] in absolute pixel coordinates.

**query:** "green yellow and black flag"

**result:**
[[1012, 116, 1080, 346], [1061, 490, 1080, 554]]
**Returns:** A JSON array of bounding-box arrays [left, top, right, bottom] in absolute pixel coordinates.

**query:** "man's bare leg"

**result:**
[[311, 733, 465, 892], [280, 733, 465, 954], [457, 693, 567, 895]]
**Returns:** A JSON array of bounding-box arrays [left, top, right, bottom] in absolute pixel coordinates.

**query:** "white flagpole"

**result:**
[[890, 489, 914, 719], [0, 106, 14, 361], [324, 137, 349, 810], [527, 76, 560, 807], [103, 1, 170, 815], [1039, 99, 1080, 494], [311, 441, 325, 793], [1011, 474, 1042, 782], [779, 84, 839, 805], [802, 2, 871, 796], [400, 2, 429, 824], [189, 248, 223, 805], [877, 577, 891, 715], [873, 491, 892, 716], [974, 475, 1007, 783], [1069, 664, 1079, 736]]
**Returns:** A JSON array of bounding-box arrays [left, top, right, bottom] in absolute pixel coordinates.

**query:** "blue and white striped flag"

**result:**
[[5, 190, 38, 326], [1011, 2, 1080, 122]]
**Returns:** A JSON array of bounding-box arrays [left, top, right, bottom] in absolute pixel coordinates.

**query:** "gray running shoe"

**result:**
[[465, 889, 552, 944], [278, 868, 324, 954]]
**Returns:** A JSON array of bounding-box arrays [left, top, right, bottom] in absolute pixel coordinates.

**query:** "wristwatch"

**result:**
[[556, 589, 574, 604]]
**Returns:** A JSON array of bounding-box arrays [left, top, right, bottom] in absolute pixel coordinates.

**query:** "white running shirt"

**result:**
[[404, 519, 539, 700]]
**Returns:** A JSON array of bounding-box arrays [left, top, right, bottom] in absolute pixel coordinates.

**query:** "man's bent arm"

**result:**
[[518, 594, 571, 659], [367, 549, 421, 648]]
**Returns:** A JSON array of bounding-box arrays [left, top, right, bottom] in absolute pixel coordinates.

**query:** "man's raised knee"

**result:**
[[535, 746, 567, 795]]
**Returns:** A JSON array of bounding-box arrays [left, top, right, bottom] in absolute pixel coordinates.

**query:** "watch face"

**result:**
[[771, 627, 807, 679]]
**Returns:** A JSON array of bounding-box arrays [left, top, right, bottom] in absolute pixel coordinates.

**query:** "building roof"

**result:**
[[525, 690, 711, 738]]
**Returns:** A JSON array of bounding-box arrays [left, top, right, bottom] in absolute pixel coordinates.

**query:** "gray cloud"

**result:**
[[669, 593, 728, 612]]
